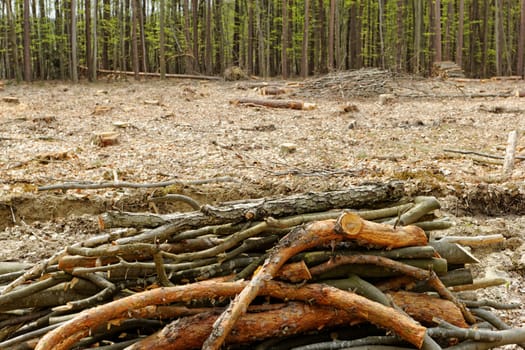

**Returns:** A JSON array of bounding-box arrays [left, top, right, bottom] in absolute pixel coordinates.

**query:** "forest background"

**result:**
[[1, 0, 525, 82]]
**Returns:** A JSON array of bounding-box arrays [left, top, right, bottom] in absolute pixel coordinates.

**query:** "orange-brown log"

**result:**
[[203, 212, 428, 350], [388, 290, 468, 328], [276, 260, 312, 282], [35, 280, 427, 350], [127, 302, 359, 350], [337, 212, 428, 249], [230, 98, 316, 110]]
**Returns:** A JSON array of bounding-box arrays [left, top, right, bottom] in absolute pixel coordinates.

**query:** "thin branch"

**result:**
[[38, 176, 239, 191]]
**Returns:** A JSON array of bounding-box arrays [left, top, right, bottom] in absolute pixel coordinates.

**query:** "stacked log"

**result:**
[[0, 182, 523, 350], [432, 61, 466, 79]]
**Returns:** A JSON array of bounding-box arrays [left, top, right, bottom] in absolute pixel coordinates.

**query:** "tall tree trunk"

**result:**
[[183, 0, 193, 73], [256, 0, 265, 76], [495, 0, 503, 75], [6, 0, 21, 81], [434, 0, 442, 62], [414, 0, 423, 73], [214, 0, 224, 73], [456, 0, 464, 67], [328, 0, 335, 70], [232, 0, 241, 66], [444, 0, 453, 60], [23, 0, 31, 81], [37, 0, 46, 79], [301, 0, 309, 77], [247, 0, 254, 74], [85, 0, 93, 81], [139, 0, 147, 71], [93, 0, 98, 80], [518, 0, 525, 76], [131, 0, 140, 78], [281, 0, 288, 78], [396, 0, 404, 71], [102, 0, 110, 69], [204, 0, 212, 74], [71, 0, 78, 82], [160, 0, 166, 78], [192, 0, 198, 71], [378, 0, 385, 68]]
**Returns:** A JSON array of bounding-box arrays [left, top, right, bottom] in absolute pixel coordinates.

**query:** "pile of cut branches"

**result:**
[[299, 68, 395, 97], [0, 181, 523, 350]]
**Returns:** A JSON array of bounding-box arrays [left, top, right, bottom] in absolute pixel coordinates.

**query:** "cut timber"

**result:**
[[79, 66, 221, 80], [91, 132, 119, 147], [35, 280, 427, 350], [389, 291, 468, 328], [230, 98, 316, 110], [126, 302, 360, 350], [503, 130, 519, 176], [102, 182, 405, 231], [338, 212, 428, 249], [2, 96, 20, 104], [201, 212, 427, 350], [432, 61, 465, 78], [260, 86, 292, 96]]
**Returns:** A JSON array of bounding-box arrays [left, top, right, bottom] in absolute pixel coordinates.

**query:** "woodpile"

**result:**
[[299, 68, 395, 97], [432, 61, 466, 79], [0, 181, 524, 350]]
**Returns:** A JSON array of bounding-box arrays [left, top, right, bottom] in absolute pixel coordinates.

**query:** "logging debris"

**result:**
[[0, 183, 523, 350]]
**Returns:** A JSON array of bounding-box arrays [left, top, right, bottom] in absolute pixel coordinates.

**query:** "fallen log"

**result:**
[[230, 98, 317, 110], [127, 302, 359, 350], [35, 280, 427, 350], [79, 65, 222, 80], [202, 212, 427, 349]]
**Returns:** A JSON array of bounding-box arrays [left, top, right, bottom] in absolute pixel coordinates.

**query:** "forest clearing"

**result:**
[[1, 72, 525, 349]]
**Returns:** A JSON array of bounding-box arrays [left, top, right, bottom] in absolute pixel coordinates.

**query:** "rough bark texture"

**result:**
[[35, 280, 427, 350], [127, 302, 359, 350], [389, 290, 468, 328]]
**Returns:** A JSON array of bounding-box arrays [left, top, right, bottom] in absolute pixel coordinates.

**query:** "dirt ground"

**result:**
[[1, 72, 525, 345]]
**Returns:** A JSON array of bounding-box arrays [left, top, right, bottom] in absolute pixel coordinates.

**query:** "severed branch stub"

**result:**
[[202, 211, 428, 350]]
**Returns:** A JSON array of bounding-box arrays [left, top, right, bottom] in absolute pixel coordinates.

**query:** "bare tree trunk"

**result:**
[[23, 0, 31, 82], [434, 0, 442, 62], [456, 0, 464, 67], [192, 0, 198, 71], [378, 0, 385, 69], [519, 0, 525, 76], [183, 0, 193, 73], [85, 0, 93, 81], [139, 0, 147, 71], [102, 0, 110, 69], [444, 0, 453, 61], [131, 0, 140, 79], [328, 0, 335, 70], [6, 0, 21, 81], [71, 0, 78, 82], [204, 0, 212, 74], [247, 0, 254, 74], [214, 0, 224, 73], [301, 0, 310, 77], [396, 0, 404, 71], [281, 0, 288, 78], [256, 0, 265, 76], [159, 0, 166, 78], [414, 0, 423, 73]]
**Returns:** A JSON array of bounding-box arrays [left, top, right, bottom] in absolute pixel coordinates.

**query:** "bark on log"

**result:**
[[338, 212, 428, 249], [202, 212, 427, 350], [102, 183, 404, 246], [230, 98, 317, 110], [35, 280, 427, 350], [389, 291, 468, 328], [126, 302, 359, 350]]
